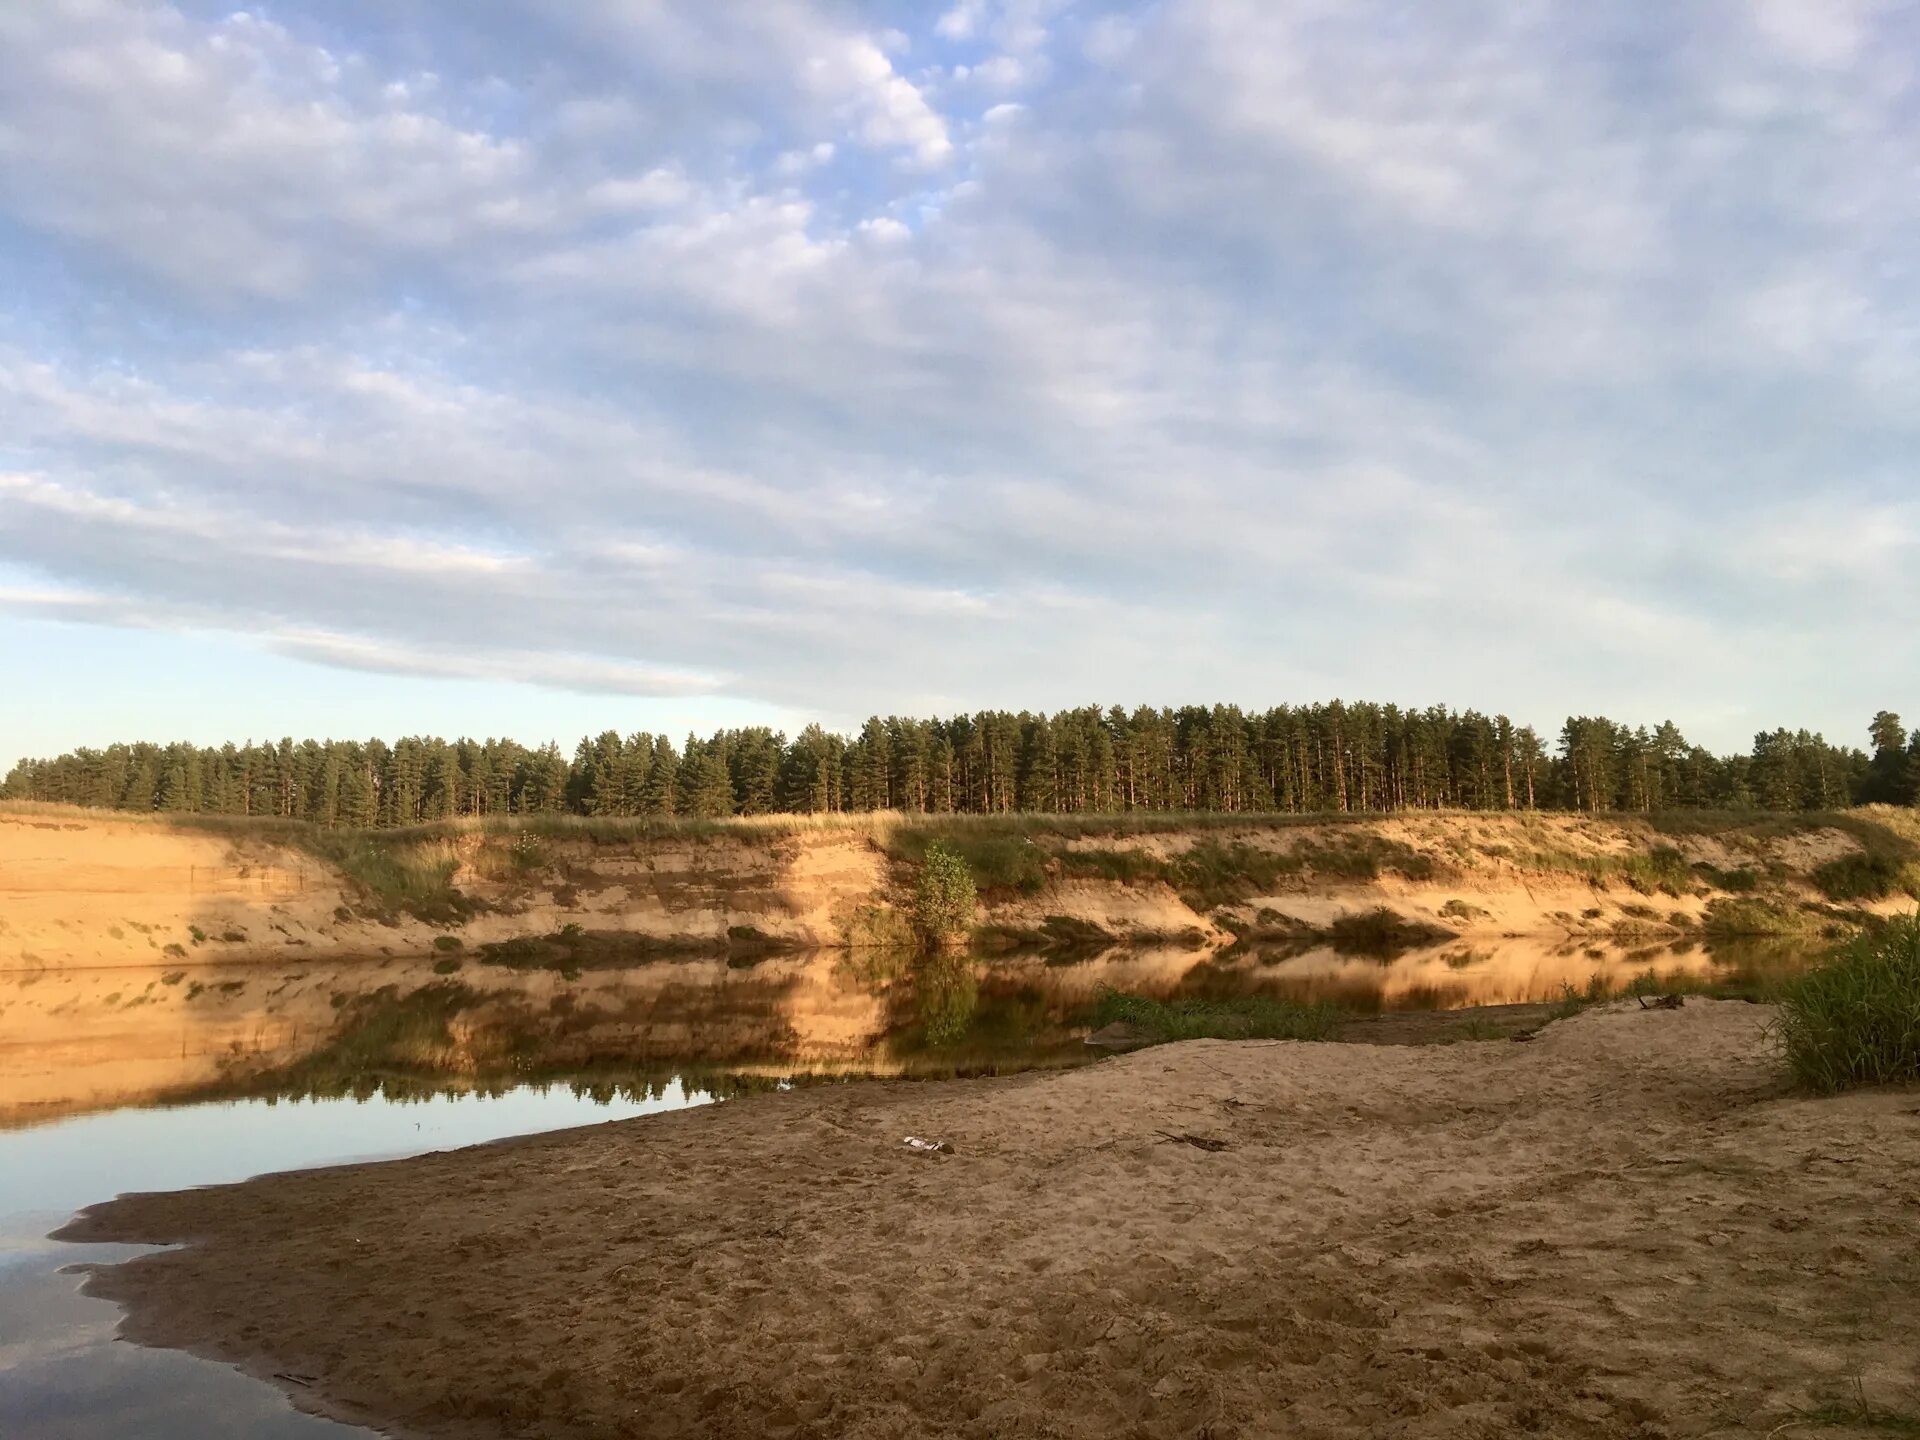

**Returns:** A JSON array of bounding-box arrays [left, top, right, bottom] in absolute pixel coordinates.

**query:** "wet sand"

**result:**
[[60, 1000, 1920, 1439]]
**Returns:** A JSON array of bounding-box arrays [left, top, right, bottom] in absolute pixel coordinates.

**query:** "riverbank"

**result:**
[[60, 999, 1920, 1438], [5, 803, 1914, 971]]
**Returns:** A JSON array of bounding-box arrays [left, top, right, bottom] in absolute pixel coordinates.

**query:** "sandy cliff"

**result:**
[[2, 804, 1913, 974]]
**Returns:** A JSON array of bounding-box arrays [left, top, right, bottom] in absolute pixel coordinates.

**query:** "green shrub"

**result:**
[[431, 935, 464, 952], [298, 831, 476, 925], [845, 904, 914, 953], [1811, 853, 1911, 903], [1775, 918, 1920, 1092], [1055, 847, 1167, 884], [1696, 863, 1760, 893], [1325, 907, 1453, 959], [1167, 841, 1297, 911], [888, 825, 1049, 894], [1702, 897, 1812, 938], [1621, 846, 1691, 896], [1439, 899, 1488, 922], [912, 842, 978, 949]]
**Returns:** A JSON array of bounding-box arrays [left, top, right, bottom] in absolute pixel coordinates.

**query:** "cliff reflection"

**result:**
[[0, 932, 1819, 1128]]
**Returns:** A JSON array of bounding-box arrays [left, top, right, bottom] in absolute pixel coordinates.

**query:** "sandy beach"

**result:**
[[60, 1000, 1920, 1439]]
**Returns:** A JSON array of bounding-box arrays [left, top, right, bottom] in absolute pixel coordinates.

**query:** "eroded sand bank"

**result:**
[[61, 1000, 1920, 1439]]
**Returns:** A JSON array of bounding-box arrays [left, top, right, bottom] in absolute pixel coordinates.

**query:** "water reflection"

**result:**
[[0, 933, 1822, 1130]]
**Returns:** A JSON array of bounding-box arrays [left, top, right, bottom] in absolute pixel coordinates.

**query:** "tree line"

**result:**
[[5, 703, 1917, 827]]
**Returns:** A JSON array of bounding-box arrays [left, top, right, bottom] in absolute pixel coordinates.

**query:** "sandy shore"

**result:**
[[60, 1001, 1920, 1439]]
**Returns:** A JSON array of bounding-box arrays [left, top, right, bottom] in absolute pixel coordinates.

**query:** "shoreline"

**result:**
[[56, 1000, 1920, 1439]]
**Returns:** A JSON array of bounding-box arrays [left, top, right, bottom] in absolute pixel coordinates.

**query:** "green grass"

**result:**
[[1089, 986, 1340, 1043], [1702, 896, 1816, 938], [1775, 915, 1920, 1093], [1053, 846, 1169, 884], [1693, 862, 1760, 893], [1546, 974, 1616, 1020], [1620, 845, 1692, 896], [295, 830, 476, 925], [885, 827, 1049, 894]]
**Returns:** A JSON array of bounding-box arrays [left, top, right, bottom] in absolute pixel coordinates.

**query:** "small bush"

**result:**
[[1811, 853, 1911, 903], [1325, 907, 1453, 959], [1621, 846, 1691, 897], [432, 935, 464, 952], [188, 925, 207, 945], [1090, 987, 1340, 1043], [912, 842, 978, 949], [1696, 863, 1760, 893], [1776, 918, 1920, 1093], [1439, 899, 1488, 922], [1056, 847, 1167, 884], [1702, 897, 1812, 938], [890, 827, 1047, 894]]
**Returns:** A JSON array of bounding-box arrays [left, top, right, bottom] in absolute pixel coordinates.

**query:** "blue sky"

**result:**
[[2, 0, 1915, 761]]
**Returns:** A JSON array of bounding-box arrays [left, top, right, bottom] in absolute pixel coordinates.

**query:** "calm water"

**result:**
[[0, 934, 1817, 1437], [0, 1085, 707, 1438]]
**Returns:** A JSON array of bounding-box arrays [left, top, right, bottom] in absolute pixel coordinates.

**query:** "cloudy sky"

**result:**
[[2, 0, 1915, 759]]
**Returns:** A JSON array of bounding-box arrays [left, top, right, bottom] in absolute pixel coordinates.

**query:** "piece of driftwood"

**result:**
[[1637, 993, 1685, 1011], [1154, 1130, 1229, 1152]]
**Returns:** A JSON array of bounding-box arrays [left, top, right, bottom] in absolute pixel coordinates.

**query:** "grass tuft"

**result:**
[[1774, 915, 1920, 1093]]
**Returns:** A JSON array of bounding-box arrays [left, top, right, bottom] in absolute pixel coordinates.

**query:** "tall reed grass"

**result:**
[[1775, 916, 1920, 1093]]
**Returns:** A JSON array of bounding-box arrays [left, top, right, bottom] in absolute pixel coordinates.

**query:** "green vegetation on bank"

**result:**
[[911, 842, 978, 949], [6, 704, 1916, 827], [1090, 987, 1341, 1043], [1776, 916, 1920, 1093]]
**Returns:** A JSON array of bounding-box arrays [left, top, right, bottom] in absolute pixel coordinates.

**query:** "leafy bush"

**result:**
[[912, 842, 978, 948], [1775, 918, 1920, 1092]]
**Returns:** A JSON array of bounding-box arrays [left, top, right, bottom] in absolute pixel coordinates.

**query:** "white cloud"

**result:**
[[0, 0, 1915, 746]]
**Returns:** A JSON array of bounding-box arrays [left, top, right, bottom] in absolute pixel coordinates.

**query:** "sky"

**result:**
[[2, 0, 1916, 762]]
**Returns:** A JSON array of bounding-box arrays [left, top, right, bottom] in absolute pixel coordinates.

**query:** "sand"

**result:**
[[59, 1000, 1920, 1439], [12, 803, 1918, 977]]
